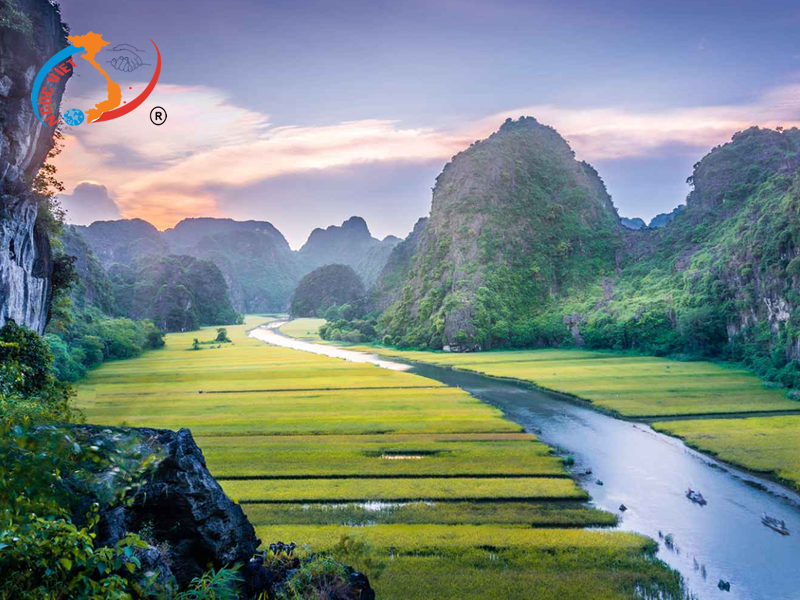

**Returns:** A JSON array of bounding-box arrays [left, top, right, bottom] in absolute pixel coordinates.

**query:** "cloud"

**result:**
[[475, 83, 800, 160], [58, 182, 121, 225], [53, 81, 800, 229]]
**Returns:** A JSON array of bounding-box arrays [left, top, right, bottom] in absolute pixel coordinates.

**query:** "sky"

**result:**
[[53, 0, 800, 248]]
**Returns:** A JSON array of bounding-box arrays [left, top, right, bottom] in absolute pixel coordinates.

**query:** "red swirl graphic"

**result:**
[[93, 39, 161, 123]]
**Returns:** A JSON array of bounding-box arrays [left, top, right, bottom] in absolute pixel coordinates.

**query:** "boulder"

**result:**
[[92, 427, 260, 588]]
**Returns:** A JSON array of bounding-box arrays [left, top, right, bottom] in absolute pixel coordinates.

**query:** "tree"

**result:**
[[0, 321, 55, 395]]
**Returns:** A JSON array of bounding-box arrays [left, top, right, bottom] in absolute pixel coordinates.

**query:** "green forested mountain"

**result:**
[[45, 229, 242, 379], [377, 120, 800, 384], [72, 216, 399, 312], [299, 216, 400, 286], [109, 254, 241, 332], [290, 264, 365, 317], [379, 117, 624, 350]]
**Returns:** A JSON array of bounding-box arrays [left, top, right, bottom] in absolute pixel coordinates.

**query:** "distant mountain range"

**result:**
[[72, 215, 400, 312], [620, 206, 685, 231]]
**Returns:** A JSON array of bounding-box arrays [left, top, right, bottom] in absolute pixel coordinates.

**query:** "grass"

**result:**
[[258, 526, 683, 600], [80, 387, 519, 436], [279, 318, 325, 340], [338, 552, 681, 600], [223, 476, 586, 503], [342, 337, 800, 498], [75, 316, 684, 599], [243, 501, 618, 527], [256, 523, 651, 551], [200, 433, 565, 477], [353, 347, 800, 418], [654, 415, 800, 490]]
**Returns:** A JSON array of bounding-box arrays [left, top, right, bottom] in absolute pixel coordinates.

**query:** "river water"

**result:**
[[251, 323, 800, 600]]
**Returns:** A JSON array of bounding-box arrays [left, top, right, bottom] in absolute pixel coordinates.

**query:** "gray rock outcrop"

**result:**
[[1, 0, 72, 333]]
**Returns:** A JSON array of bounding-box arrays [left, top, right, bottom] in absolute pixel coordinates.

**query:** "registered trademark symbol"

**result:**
[[150, 106, 167, 125]]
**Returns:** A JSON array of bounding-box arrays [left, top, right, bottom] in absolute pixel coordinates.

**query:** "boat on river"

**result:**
[[761, 513, 790, 536], [686, 488, 707, 505]]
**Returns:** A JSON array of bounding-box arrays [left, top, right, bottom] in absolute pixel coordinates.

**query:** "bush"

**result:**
[[1, 328, 163, 598], [46, 308, 166, 382], [0, 321, 54, 394], [175, 565, 243, 600]]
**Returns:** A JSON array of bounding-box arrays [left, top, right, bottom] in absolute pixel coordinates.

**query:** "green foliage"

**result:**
[[46, 307, 165, 382], [0, 0, 33, 42], [0, 321, 57, 395], [0, 323, 162, 599], [274, 554, 353, 600], [110, 254, 242, 332], [0, 511, 152, 600], [377, 124, 800, 390], [319, 314, 378, 344], [379, 117, 623, 350], [174, 565, 243, 600], [215, 328, 230, 342], [290, 264, 365, 318]]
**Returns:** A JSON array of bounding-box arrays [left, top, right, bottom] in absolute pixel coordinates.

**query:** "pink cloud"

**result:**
[[53, 82, 800, 229]]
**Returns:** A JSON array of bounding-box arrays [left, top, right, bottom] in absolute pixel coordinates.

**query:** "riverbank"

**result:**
[[340, 343, 800, 494]]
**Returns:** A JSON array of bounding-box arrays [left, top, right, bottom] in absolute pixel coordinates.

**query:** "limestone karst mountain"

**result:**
[[376, 119, 800, 384]]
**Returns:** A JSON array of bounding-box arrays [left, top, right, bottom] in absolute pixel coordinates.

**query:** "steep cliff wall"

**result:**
[[379, 117, 623, 349], [0, 0, 71, 333]]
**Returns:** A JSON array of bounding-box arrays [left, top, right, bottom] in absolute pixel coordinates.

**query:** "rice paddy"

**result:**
[[200, 433, 565, 477], [654, 415, 800, 491], [75, 316, 684, 599], [223, 476, 586, 503], [278, 317, 325, 340], [343, 338, 800, 498], [357, 347, 800, 418]]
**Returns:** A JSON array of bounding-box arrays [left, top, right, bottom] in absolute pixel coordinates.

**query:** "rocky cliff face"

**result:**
[[379, 117, 623, 349], [678, 127, 800, 362], [0, 0, 71, 333], [76, 425, 374, 598], [372, 216, 427, 310]]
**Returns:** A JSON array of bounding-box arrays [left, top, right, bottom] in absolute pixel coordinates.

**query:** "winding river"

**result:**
[[251, 323, 800, 600]]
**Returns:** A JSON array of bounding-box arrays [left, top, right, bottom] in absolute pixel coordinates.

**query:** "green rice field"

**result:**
[[279, 317, 325, 340], [341, 338, 800, 495], [357, 347, 800, 418], [654, 415, 800, 491], [75, 316, 684, 599]]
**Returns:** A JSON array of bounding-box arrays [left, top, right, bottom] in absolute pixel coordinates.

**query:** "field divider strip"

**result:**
[[642, 409, 800, 422], [239, 496, 588, 505], [96, 385, 445, 397], [215, 473, 571, 481], [195, 429, 523, 437]]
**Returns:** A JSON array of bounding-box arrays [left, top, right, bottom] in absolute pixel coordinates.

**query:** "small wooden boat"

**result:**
[[761, 513, 790, 536], [686, 488, 707, 505]]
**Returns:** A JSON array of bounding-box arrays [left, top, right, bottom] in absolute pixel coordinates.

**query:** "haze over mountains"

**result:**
[[71, 215, 400, 313]]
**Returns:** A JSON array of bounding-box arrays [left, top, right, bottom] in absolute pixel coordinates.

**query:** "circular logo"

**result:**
[[63, 108, 85, 126], [150, 106, 167, 125]]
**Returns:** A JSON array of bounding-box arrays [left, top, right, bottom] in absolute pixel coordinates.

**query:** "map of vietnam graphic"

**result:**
[[67, 32, 121, 123]]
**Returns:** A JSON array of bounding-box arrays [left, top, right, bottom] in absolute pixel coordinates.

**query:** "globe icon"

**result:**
[[63, 108, 85, 126]]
